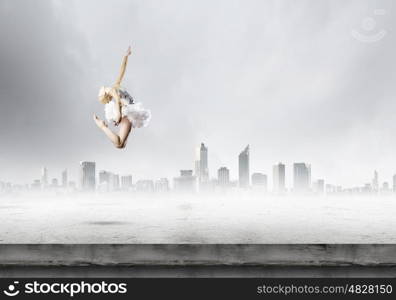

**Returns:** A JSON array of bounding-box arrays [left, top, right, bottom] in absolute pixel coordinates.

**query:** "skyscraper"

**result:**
[[238, 145, 250, 188], [393, 175, 396, 193], [61, 169, 68, 188], [372, 170, 379, 192], [195, 143, 209, 183], [293, 163, 311, 192], [80, 161, 96, 191], [41, 167, 48, 188], [217, 167, 230, 187], [273, 163, 286, 192]]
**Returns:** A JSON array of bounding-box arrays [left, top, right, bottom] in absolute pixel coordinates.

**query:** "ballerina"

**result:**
[[94, 46, 151, 149]]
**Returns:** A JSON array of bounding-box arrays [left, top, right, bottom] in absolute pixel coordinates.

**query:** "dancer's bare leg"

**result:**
[[94, 114, 132, 149], [117, 116, 132, 148]]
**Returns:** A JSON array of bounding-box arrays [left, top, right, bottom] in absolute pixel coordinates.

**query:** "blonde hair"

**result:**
[[98, 86, 113, 104]]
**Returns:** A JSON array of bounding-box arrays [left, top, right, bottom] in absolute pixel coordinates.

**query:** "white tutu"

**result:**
[[105, 99, 151, 128]]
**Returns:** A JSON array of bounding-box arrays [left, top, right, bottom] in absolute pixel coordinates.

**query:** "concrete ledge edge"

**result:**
[[1, 244, 396, 267]]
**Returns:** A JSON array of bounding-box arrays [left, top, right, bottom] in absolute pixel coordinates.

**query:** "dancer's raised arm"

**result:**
[[114, 46, 132, 87]]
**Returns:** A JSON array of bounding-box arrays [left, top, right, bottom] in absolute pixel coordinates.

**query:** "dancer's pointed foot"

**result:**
[[93, 114, 107, 129]]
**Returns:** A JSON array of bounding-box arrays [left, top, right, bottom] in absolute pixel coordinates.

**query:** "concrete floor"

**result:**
[[2, 193, 396, 243]]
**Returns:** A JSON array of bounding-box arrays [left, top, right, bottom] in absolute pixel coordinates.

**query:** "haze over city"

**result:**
[[2, 142, 395, 196]]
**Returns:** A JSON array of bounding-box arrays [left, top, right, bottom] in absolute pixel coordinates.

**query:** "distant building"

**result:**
[[372, 170, 379, 192], [80, 161, 96, 191], [217, 167, 230, 187], [293, 163, 311, 192], [195, 143, 209, 184], [136, 180, 154, 192], [110, 173, 120, 191], [251, 173, 267, 190], [31, 179, 41, 190], [273, 163, 286, 192], [51, 178, 58, 187], [326, 184, 336, 194], [155, 178, 170, 192], [98, 170, 110, 192], [362, 183, 372, 194], [393, 175, 396, 193], [41, 167, 48, 188], [98, 171, 120, 191], [121, 175, 133, 190], [61, 169, 68, 188], [238, 145, 250, 188], [174, 170, 196, 193], [313, 179, 325, 194], [99, 170, 111, 185], [382, 182, 390, 193]]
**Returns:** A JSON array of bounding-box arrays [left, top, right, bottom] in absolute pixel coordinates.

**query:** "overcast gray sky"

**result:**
[[1, 0, 396, 187]]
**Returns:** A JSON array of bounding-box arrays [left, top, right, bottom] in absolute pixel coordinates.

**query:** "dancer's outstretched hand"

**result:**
[[126, 46, 132, 56]]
